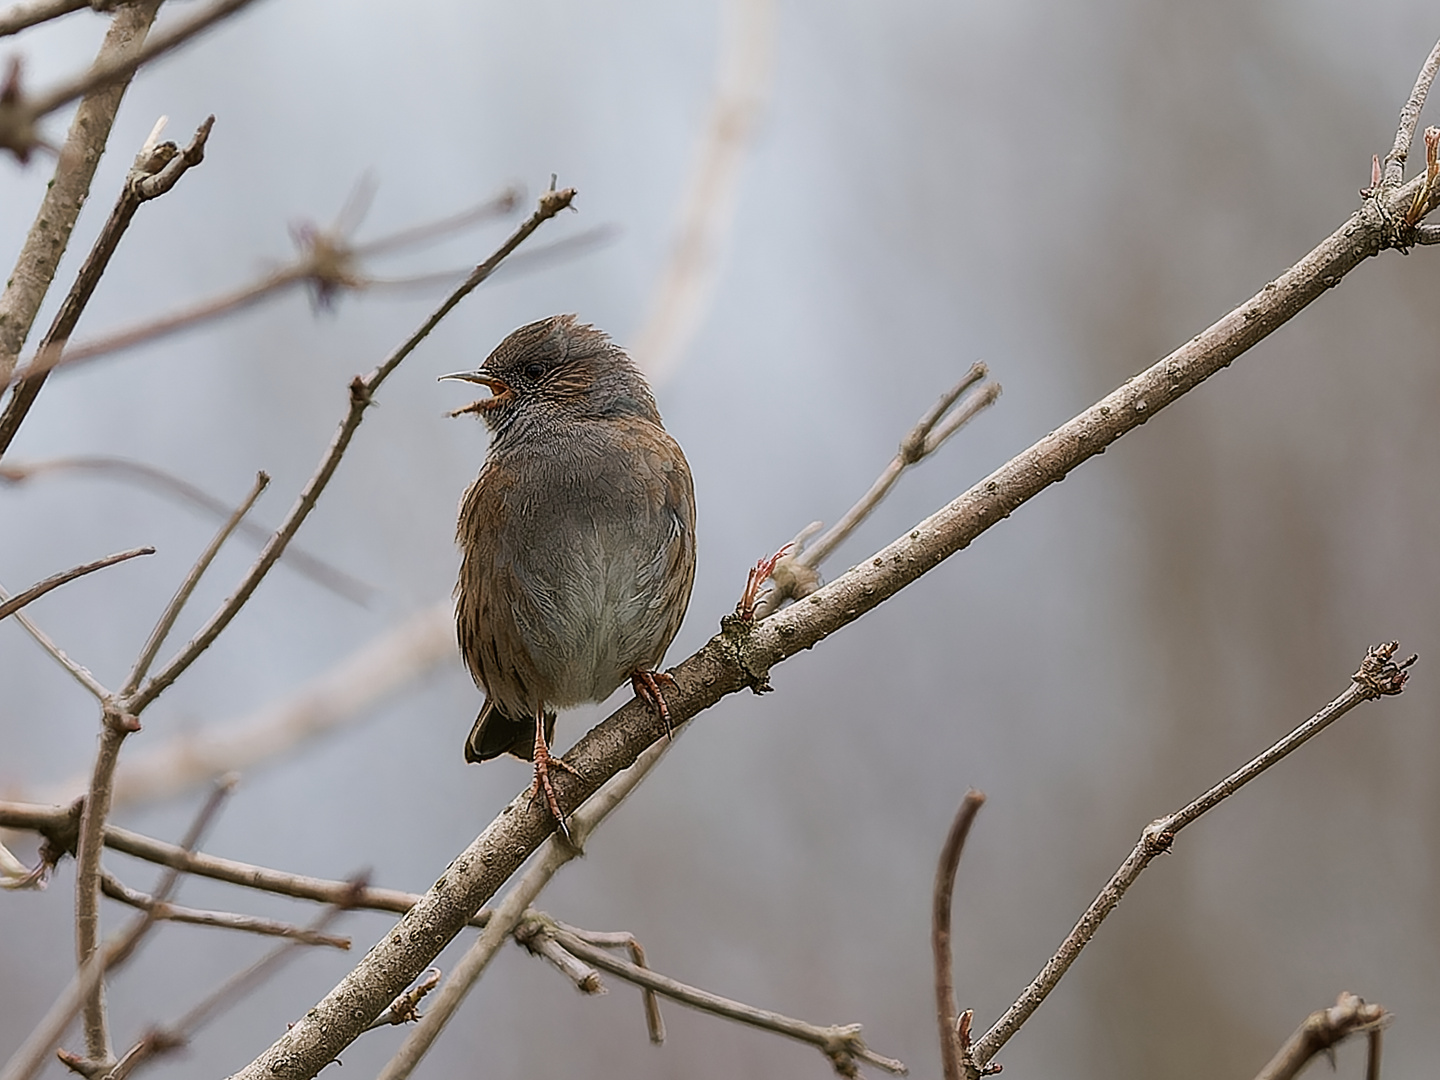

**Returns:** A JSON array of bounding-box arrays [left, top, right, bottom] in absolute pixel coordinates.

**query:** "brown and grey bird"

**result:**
[[445, 315, 696, 833]]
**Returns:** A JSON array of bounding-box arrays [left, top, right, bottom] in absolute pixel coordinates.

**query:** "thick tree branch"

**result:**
[[970, 643, 1413, 1067], [227, 112, 1438, 1079]]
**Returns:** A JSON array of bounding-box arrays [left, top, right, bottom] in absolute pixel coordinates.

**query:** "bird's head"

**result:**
[[442, 314, 660, 432]]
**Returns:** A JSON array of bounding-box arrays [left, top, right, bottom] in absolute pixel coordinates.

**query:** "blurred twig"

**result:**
[[0, 456, 373, 605], [630, 0, 773, 383], [0, 546, 153, 622], [0, 0, 87, 37], [7, 186, 522, 385], [971, 643, 1415, 1069], [1252, 993, 1389, 1080]]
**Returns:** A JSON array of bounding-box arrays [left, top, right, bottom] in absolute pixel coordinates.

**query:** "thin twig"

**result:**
[[0, 0, 160, 382], [972, 643, 1414, 1067], [513, 916, 604, 993], [122, 471, 268, 695], [100, 871, 351, 949], [932, 791, 985, 1080], [99, 879, 366, 1080], [0, 547, 153, 622], [556, 924, 666, 1042], [364, 970, 443, 1031], [0, 115, 213, 458], [0, 0, 86, 37], [0, 780, 232, 1080], [1382, 37, 1440, 188], [0, 800, 491, 925], [554, 928, 907, 1077], [753, 367, 999, 619], [126, 183, 574, 715], [0, 456, 373, 604], [0, 597, 110, 699], [1252, 993, 1389, 1080]]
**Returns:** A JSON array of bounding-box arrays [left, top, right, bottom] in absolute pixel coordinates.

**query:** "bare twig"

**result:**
[[121, 471, 268, 695], [0, 799, 488, 925], [0, 456, 373, 604], [932, 791, 986, 1080], [125, 183, 574, 715], [0, 0, 160, 377], [553, 928, 907, 1077], [972, 643, 1414, 1067], [100, 871, 350, 949], [0, 546, 153, 622], [1382, 37, 1440, 188], [753, 367, 1000, 619], [0, 780, 232, 1080], [555, 925, 665, 1042], [0, 597, 110, 699], [513, 915, 604, 993], [364, 970, 442, 1031], [99, 879, 366, 1080], [1252, 993, 1389, 1080], [0, 0, 86, 38], [0, 115, 213, 458]]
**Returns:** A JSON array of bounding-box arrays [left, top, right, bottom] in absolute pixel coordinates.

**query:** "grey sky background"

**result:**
[[3, 2, 1439, 1078]]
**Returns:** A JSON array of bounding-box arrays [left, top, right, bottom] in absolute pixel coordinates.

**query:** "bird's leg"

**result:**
[[528, 712, 574, 841], [631, 669, 677, 739]]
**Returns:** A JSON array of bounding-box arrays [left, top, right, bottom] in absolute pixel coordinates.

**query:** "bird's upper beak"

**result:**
[[440, 370, 514, 414]]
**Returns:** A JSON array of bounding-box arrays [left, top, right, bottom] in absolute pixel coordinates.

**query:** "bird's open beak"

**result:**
[[440, 370, 514, 415]]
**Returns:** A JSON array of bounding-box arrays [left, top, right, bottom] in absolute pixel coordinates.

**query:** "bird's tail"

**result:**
[[465, 700, 557, 764]]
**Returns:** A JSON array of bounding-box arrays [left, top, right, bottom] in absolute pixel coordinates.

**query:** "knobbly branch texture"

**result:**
[[228, 120, 1440, 1080]]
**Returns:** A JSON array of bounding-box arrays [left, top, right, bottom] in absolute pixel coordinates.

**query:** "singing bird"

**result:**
[[446, 315, 696, 832]]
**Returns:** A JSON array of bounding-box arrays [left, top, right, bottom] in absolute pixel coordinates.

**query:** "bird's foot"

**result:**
[[528, 722, 579, 842], [631, 669, 677, 739]]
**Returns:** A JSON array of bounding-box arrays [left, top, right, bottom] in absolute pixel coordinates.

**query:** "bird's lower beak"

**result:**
[[440, 370, 514, 414]]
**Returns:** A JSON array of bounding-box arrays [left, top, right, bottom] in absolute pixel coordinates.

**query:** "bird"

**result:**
[[445, 314, 696, 835]]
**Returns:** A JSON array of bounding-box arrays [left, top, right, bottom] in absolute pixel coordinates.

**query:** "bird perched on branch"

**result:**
[[445, 315, 696, 835]]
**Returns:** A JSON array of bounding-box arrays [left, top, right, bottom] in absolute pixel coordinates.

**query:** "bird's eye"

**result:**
[[524, 362, 545, 379]]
